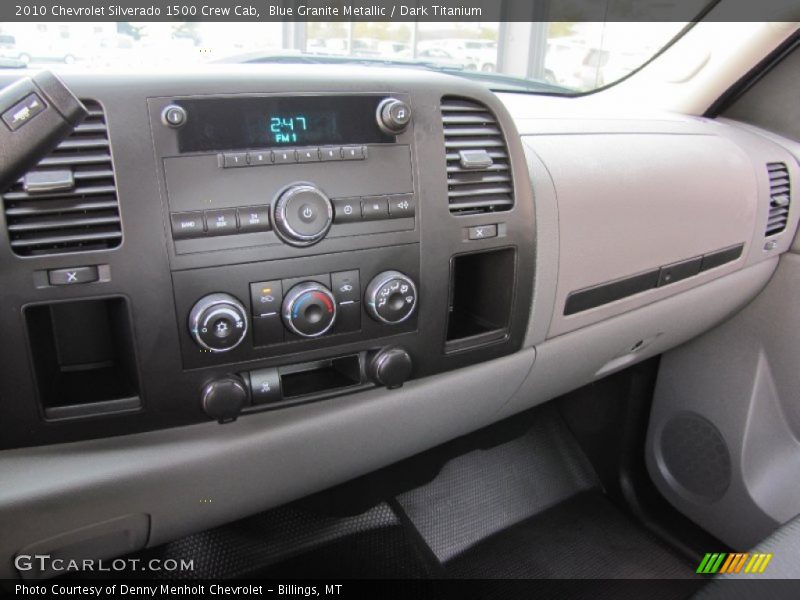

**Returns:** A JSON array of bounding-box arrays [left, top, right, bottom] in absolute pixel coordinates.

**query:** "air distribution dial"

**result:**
[[189, 293, 249, 352], [365, 271, 418, 324], [282, 282, 338, 338], [272, 184, 334, 247], [376, 98, 412, 135]]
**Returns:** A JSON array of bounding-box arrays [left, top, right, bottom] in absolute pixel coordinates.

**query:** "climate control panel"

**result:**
[[173, 244, 421, 368], [187, 269, 419, 355]]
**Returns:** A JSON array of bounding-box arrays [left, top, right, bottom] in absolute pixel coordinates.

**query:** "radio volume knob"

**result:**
[[377, 98, 411, 135], [365, 271, 418, 324], [272, 184, 334, 247]]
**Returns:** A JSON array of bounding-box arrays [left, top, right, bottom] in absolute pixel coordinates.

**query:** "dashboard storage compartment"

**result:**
[[25, 298, 141, 420], [280, 355, 362, 399], [446, 248, 515, 352]]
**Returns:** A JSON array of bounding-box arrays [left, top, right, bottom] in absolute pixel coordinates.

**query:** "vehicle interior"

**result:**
[[2, 7, 800, 595]]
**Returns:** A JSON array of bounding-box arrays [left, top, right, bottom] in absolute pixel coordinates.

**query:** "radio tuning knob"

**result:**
[[377, 98, 411, 135]]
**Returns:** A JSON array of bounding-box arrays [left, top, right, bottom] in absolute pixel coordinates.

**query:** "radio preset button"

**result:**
[[319, 146, 343, 161], [170, 211, 205, 239], [342, 145, 366, 160], [332, 197, 361, 223], [204, 208, 238, 235], [273, 149, 297, 164], [361, 196, 389, 220], [388, 194, 415, 219], [221, 152, 248, 168], [248, 150, 272, 166], [297, 147, 320, 163], [237, 207, 270, 233]]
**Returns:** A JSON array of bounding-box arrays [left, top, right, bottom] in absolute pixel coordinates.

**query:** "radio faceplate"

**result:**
[[163, 144, 415, 254]]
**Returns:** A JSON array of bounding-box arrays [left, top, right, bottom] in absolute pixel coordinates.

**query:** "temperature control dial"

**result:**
[[282, 282, 338, 338], [189, 293, 248, 352], [272, 184, 333, 247], [365, 271, 418, 324]]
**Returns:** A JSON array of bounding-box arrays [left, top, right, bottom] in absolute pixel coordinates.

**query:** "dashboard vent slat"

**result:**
[[441, 97, 514, 215], [766, 162, 791, 236], [2, 100, 121, 256]]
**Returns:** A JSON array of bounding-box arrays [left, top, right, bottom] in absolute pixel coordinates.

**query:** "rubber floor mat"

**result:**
[[396, 404, 599, 562], [446, 491, 701, 585], [95, 502, 430, 580]]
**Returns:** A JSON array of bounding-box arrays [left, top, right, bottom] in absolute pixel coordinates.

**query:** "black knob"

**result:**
[[368, 347, 413, 389], [161, 104, 187, 128], [188, 293, 248, 352], [202, 375, 247, 423], [365, 271, 418, 324], [377, 98, 411, 135], [272, 184, 333, 247], [282, 282, 337, 338]]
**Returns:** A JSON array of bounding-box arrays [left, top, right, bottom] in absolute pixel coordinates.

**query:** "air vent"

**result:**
[[441, 97, 513, 215], [2, 100, 121, 256], [766, 162, 790, 236]]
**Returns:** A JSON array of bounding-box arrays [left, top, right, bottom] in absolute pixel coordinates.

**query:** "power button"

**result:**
[[299, 204, 316, 223], [272, 184, 334, 247]]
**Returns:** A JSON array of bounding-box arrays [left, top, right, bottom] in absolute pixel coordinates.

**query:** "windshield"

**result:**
[[0, 20, 696, 93]]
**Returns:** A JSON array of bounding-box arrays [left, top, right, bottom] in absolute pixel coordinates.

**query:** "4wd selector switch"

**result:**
[[272, 184, 333, 247], [282, 282, 337, 338], [365, 271, 418, 324], [189, 293, 248, 352]]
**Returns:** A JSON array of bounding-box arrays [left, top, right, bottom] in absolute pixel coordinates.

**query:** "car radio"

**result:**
[[154, 93, 416, 256]]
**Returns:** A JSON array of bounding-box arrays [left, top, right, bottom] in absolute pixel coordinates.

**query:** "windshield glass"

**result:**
[[0, 20, 696, 93]]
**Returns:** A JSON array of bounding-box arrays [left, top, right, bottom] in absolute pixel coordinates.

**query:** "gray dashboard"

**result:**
[[0, 66, 797, 578]]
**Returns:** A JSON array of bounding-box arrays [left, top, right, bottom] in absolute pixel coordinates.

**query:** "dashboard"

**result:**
[[0, 65, 797, 578]]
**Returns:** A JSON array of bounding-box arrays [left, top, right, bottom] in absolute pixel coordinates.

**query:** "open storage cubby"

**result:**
[[280, 355, 363, 399], [446, 247, 516, 353], [25, 297, 141, 420]]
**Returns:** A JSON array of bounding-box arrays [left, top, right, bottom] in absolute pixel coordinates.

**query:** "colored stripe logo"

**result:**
[[697, 552, 773, 574]]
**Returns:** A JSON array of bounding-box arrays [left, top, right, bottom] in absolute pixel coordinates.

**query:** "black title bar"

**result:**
[[2, 0, 800, 22]]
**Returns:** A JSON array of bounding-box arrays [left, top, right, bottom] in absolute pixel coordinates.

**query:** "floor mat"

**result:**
[[446, 491, 701, 585], [396, 404, 599, 562], [110, 502, 431, 580]]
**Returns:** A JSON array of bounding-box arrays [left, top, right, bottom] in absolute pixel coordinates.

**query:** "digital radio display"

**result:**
[[175, 96, 394, 153], [268, 113, 331, 145]]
